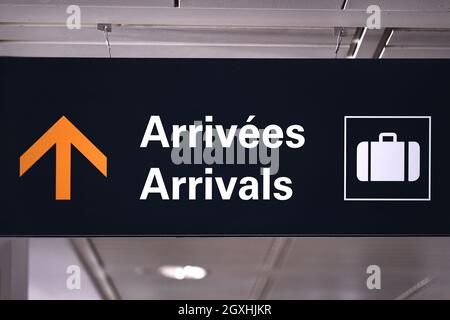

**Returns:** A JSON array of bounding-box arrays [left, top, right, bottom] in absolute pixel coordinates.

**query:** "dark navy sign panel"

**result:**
[[0, 58, 449, 236]]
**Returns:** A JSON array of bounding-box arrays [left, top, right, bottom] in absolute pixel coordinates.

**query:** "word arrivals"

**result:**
[[140, 167, 293, 201], [139, 115, 305, 201]]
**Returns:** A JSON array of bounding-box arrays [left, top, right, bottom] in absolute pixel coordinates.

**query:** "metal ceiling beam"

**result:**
[[0, 42, 351, 58], [395, 277, 435, 300], [0, 25, 354, 44], [373, 28, 395, 58], [350, 28, 388, 58], [71, 238, 121, 300], [249, 238, 293, 300], [1, 5, 450, 29]]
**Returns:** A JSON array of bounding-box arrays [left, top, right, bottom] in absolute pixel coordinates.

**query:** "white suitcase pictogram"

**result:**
[[356, 133, 420, 182]]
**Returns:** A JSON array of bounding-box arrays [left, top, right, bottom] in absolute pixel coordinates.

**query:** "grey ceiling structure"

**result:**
[[70, 237, 450, 300], [1, 0, 450, 58]]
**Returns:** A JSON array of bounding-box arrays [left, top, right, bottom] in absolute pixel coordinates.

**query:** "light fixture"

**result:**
[[158, 265, 207, 280]]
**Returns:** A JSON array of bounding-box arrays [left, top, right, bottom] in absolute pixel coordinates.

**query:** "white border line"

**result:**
[[343, 116, 347, 200], [429, 117, 432, 200], [344, 116, 431, 201]]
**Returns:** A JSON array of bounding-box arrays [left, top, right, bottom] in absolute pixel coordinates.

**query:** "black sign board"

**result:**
[[0, 58, 449, 236]]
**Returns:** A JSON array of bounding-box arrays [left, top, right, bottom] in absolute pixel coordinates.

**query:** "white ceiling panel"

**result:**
[[269, 271, 433, 299], [80, 237, 450, 300], [411, 277, 450, 300], [383, 29, 450, 58], [389, 30, 450, 47], [0, 0, 173, 5], [93, 238, 273, 268], [382, 47, 450, 58], [0, 25, 354, 58], [346, 0, 450, 10], [28, 239, 101, 300], [268, 238, 450, 299], [108, 267, 260, 299], [92, 237, 274, 299], [0, 26, 352, 45], [182, 0, 343, 9]]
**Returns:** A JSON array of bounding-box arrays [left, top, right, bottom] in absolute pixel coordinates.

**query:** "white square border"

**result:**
[[344, 116, 431, 201]]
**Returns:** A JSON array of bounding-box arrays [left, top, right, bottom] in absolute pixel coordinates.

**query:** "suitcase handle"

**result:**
[[379, 132, 397, 142]]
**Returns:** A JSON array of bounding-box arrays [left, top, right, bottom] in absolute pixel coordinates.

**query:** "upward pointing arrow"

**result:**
[[19, 116, 107, 200]]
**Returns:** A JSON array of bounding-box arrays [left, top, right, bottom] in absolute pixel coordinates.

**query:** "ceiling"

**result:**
[[24, 237, 450, 300], [65, 237, 450, 300], [1, 0, 450, 58]]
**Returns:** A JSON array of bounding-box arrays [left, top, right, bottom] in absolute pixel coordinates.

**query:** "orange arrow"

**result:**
[[19, 116, 107, 200]]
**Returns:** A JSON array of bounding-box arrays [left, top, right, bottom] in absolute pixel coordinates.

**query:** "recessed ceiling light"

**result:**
[[158, 265, 207, 280]]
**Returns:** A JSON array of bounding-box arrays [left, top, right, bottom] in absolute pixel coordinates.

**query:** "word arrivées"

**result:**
[[139, 115, 306, 201]]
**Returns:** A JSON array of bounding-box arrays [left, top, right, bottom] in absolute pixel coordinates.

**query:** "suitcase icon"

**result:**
[[356, 133, 420, 182]]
